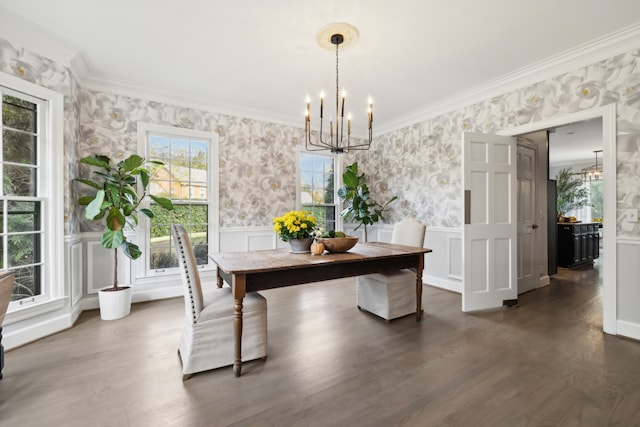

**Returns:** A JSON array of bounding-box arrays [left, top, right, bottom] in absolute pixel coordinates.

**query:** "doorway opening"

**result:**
[[501, 104, 616, 334]]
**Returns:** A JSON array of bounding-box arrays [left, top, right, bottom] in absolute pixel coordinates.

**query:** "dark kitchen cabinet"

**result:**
[[557, 223, 600, 268]]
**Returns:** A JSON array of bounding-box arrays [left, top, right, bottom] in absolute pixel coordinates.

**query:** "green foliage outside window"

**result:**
[[2, 94, 41, 300], [590, 180, 603, 220]]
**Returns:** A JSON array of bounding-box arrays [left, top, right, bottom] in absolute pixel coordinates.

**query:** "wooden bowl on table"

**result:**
[[316, 236, 359, 253]]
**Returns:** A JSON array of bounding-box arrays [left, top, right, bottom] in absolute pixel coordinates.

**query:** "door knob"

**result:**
[[532, 224, 539, 229]]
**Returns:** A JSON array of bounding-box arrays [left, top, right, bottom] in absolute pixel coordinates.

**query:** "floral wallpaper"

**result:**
[[354, 48, 640, 238], [2, 34, 640, 240], [77, 90, 310, 230], [76, 92, 376, 231]]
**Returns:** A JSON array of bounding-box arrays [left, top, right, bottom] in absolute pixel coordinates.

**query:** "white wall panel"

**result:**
[[617, 240, 640, 331], [70, 242, 83, 305], [424, 227, 463, 293], [86, 240, 113, 294]]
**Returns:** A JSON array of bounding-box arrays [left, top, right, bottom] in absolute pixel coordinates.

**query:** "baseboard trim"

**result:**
[[4, 314, 73, 350], [616, 320, 640, 341], [424, 275, 461, 294], [81, 286, 183, 311], [538, 275, 551, 287]]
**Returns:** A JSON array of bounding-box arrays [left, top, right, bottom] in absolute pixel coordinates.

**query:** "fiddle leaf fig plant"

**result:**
[[77, 154, 174, 290], [338, 162, 397, 241]]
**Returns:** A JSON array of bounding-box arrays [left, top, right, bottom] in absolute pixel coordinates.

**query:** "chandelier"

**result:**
[[305, 23, 372, 154], [580, 149, 603, 181]]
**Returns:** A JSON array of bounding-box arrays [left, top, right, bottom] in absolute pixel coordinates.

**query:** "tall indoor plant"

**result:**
[[338, 162, 397, 242], [556, 167, 589, 216], [77, 154, 173, 319]]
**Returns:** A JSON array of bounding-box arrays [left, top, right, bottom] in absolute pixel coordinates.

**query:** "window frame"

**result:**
[[136, 122, 219, 278], [0, 72, 65, 316], [297, 151, 342, 233]]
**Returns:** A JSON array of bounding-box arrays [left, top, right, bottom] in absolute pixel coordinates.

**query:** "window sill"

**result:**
[[4, 297, 67, 326]]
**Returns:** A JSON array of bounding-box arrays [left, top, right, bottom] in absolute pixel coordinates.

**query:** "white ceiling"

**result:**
[[1, 1, 640, 137], [548, 119, 603, 168]]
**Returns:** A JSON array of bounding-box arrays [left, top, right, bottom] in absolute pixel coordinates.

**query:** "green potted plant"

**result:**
[[556, 168, 589, 219], [77, 154, 173, 320], [338, 162, 397, 242]]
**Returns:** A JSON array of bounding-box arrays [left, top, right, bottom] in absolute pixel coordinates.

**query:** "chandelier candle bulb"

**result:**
[[348, 113, 352, 135]]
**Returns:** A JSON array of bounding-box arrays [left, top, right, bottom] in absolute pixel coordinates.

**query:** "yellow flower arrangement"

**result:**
[[273, 210, 317, 242]]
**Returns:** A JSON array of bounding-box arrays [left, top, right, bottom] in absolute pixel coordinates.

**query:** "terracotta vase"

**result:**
[[288, 237, 313, 253]]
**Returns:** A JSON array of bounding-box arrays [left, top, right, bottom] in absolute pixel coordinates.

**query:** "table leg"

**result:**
[[233, 297, 243, 377], [416, 255, 424, 322], [0, 326, 4, 380], [232, 274, 247, 377], [416, 276, 423, 321], [216, 269, 223, 288]]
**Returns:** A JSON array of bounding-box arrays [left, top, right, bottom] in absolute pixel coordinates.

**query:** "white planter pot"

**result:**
[[98, 287, 132, 320]]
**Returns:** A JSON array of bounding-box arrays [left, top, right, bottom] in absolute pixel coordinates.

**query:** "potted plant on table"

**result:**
[[77, 154, 173, 320], [338, 162, 397, 242], [273, 210, 317, 253]]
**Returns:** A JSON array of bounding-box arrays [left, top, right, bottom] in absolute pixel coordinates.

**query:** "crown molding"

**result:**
[[80, 73, 303, 128], [376, 21, 640, 135], [69, 51, 92, 84], [0, 7, 79, 65]]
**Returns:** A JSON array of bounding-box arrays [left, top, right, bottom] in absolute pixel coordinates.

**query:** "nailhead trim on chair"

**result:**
[[174, 227, 198, 323]]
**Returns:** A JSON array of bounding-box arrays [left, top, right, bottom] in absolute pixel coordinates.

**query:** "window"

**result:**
[[299, 152, 338, 233], [138, 123, 218, 275], [0, 79, 64, 312], [589, 180, 603, 221], [565, 179, 603, 223]]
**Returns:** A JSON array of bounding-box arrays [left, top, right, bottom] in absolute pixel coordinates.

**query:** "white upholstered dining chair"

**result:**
[[171, 224, 268, 379], [356, 218, 427, 322], [0, 271, 15, 380]]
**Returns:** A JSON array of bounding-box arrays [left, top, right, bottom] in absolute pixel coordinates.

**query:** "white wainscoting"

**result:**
[[346, 224, 463, 294], [70, 241, 83, 306], [615, 239, 640, 341], [8, 227, 640, 350], [422, 227, 463, 293], [86, 237, 116, 294], [82, 226, 463, 305], [219, 227, 282, 252]]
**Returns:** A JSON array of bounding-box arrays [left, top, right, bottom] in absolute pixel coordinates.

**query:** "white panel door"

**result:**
[[517, 142, 538, 294], [462, 132, 517, 312]]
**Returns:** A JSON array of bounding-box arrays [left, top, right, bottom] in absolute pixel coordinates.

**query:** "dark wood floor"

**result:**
[[1, 262, 639, 426]]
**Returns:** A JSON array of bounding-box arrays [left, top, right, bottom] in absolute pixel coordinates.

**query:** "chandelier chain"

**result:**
[[335, 41, 340, 115]]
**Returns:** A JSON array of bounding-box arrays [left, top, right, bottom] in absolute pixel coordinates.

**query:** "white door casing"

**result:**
[[517, 141, 538, 294], [501, 104, 616, 335], [462, 132, 518, 312]]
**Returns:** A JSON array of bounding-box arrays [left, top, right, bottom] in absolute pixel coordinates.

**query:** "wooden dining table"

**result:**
[[209, 242, 432, 376]]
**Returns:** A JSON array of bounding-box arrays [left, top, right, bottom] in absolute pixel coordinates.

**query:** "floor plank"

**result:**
[[1, 261, 639, 426]]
